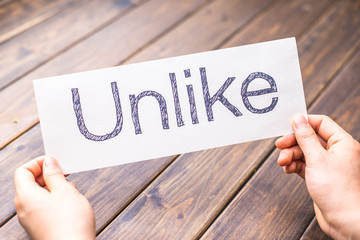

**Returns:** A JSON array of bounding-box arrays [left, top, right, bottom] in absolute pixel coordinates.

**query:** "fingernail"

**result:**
[[278, 151, 285, 162], [292, 115, 307, 129], [44, 156, 58, 169], [275, 137, 282, 148]]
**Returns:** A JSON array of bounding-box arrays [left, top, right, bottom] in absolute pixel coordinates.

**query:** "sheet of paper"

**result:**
[[34, 37, 307, 173]]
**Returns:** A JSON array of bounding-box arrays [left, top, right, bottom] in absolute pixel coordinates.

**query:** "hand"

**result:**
[[276, 115, 360, 240], [14, 156, 95, 240]]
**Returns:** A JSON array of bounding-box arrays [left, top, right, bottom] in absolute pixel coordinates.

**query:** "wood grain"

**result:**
[[298, 0, 360, 106], [222, 0, 334, 46], [300, 218, 333, 240], [201, 47, 360, 240], [0, 126, 43, 226], [97, 141, 277, 240], [0, 0, 135, 90], [201, 151, 313, 240], [97, 0, 336, 239], [224, 0, 360, 107], [0, 0, 209, 150], [308, 49, 360, 137], [126, 0, 280, 63], [0, 0, 80, 44], [0, 124, 175, 238]]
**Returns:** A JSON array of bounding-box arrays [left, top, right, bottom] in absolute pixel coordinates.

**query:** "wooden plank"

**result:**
[[300, 217, 333, 240], [126, 0, 280, 63], [298, 0, 360, 106], [202, 153, 313, 239], [0, 0, 135, 91], [201, 48, 360, 240], [97, 142, 277, 240], [308, 50, 360, 137], [0, 0, 81, 44], [222, 0, 335, 46], [225, 0, 360, 106], [0, 0, 210, 150], [0, 126, 43, 226], [0, 125, 174, 237], [96, 0, 336, 239]]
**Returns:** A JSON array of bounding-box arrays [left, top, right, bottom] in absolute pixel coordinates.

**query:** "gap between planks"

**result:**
[[192, 144, 276, 240], [213, 0, 282, 50], [0, 0, 80, 45], [116, 0, 278, 66], [115, 0, 217, 66], [0, 0, 146, 150], [305, 40, 360, 109], [0, 0, 142, 93], [95, 154, 180, 235]]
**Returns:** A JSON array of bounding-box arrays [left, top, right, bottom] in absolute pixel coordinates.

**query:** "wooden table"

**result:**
[[0, 0, 359, 239]]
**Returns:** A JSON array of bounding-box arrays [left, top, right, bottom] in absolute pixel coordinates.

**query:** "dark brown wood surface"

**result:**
[[0, 0, 80, 44], [0, 0, 359, 239], [127, 0, 280, 63], [301, 218, 333, 240], [0, 0, 137, 91]]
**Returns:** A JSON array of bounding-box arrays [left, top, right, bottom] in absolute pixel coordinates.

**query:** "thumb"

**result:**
[[292, 115, 325, 166], [43, 156, 67, 192]]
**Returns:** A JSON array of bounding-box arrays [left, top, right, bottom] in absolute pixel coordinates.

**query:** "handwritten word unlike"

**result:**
[[71, 67, 278, 141]]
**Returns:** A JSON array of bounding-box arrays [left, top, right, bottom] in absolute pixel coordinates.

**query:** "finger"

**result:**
[[292, 115, 325, 165], [43, 156, 68, 192], [68, 182, 77, 189], [276, 126, 328, 150], [284, 160, 305, 179], [317, 135, 327, 148], [308, 115, 347, 144], [277, 146, 304, 166], [20, 156, 45, 178], [295, 160, 305, 179], [14, 157, 45, 192], [284, 161, 297, 174], [35, 173, 68, 188], [275, 134, 296, 149], [278, 150, 292, 166], [35, 174, 46, 187]]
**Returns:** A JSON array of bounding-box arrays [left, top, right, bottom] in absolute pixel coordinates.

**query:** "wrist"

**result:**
[[332, 201, 360, 240], [348, 207, 360, 240]]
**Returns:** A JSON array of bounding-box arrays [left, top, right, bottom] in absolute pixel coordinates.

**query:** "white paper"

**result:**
[[34, 38, 307, 173]]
